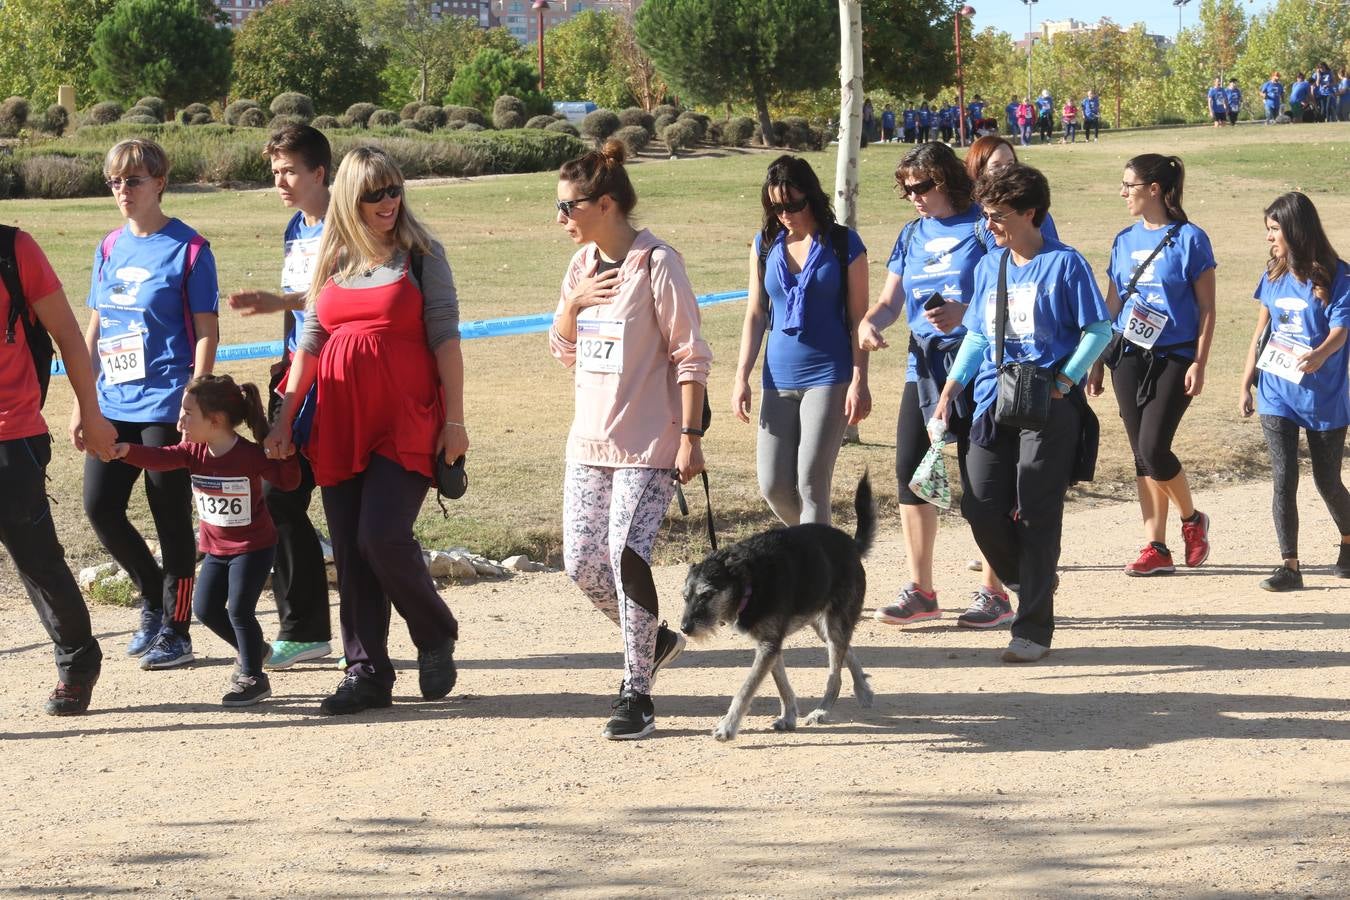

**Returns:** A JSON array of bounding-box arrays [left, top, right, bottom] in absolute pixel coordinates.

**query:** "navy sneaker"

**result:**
[[139, 630, 195, 670], [126, 605, 162, 657], [222, 673, 272, 707]]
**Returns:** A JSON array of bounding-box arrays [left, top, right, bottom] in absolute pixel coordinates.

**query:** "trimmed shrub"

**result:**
[[552, 111, 568, 120], [201, 140, 272, 183], [223, 99, 260, 126], [123, 106, 157, 120], [619, 107, 655, 136], [546, 119, 579, 137], [345, 102, 377, 128], [492, 95, 527, 130], [0, 155, 20, 199], [653, 113, 677, 134], [401, 101, 430, 120], [676, 111, 709, 141], [752, 119, 787, 147], [613, 125, 651, 155], [580, 109, 620, 146], [135, 97, 166, 120], [270, 92, 315, 121], [178, 103, 211, 125], [86, 101, 124, 126], [40, 104, 70, 137], [525, 115, 554, 129], [662, 119, 700, 152], [122, 115, 161, 126], [311, 115, 340, 130], [336, 115, 354, 129], [238, 107, 267, 128], [0, 96, 29, 136], [267, 114, 307, 130], [652, 104, 680, 120], [369, 109, 400, 128], [781, 116, 822, 150], [444, 119, 467, 131], [414, 105, 447, 130], [444, 105, 487, 127], [460, 122, 486, 132], [19, 154, 105, 199], [722, 116, 756, 147], [400, 118, 430, 133], [189, 113, 213, 126]]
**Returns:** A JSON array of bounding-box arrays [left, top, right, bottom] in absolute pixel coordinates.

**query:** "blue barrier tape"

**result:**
[[50, 289, 749, 376]]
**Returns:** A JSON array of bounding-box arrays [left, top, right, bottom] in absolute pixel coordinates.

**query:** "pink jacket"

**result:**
[[1017, 103, 1033, 126], [549, 229, 713, 468]]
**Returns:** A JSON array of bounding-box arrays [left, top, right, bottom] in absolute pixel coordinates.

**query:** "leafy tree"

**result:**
[[613, 14, 668, 110], [362, 1, 481, 103], [1237, 0, 1350, 91], [543, 10, 635, 109], [636, 0, 838, 145], [443, 48, 548, 115], [232, 0, 385, 114], [1199, 0, 1247, 79], [90, 0, 231, 108], [1162, 28, 1210, 122], [0, 0, 117, 105], [860, 0, 960, 98]]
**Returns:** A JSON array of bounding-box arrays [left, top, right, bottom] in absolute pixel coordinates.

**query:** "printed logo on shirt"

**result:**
[[108, 266, 152, 305], [1274, 297, 1308, 335], [922, 236, 959, 274], [1129, 248, 1160, 285]]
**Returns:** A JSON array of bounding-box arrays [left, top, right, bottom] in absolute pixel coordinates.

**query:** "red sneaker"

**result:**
[[1125, 544, 1175, 577], [1181, 511, 1211, 567]]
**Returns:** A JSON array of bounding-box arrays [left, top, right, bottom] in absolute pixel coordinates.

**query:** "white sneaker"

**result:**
[[1001, 637, 1050, 663]]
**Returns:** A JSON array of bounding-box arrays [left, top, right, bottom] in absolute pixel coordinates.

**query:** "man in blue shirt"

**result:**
[[1261, 72, 1285, 124], [1207, 77, 1228, 128], [1082, 89, 1101, 141], [1035, 90, 1054, 143], [881, 105, 896, 143], [1006, 97, 1019, 136], [1288, 72, 1311, 121], [1225, 79, 1242, 126]]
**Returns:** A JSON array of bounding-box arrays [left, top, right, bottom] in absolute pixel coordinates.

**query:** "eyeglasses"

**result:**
[[984, 209, 1014, 224], [106, 176, 150, 191], [897, 178, 938, 198], [555, 196, 593, 218], [359, 184, 403, 204], [768, 196, 810, 216], [1121, 181, 1147, 191]]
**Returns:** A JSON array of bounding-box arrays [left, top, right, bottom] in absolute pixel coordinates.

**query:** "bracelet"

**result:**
[[680, 427, 704, 437], [444, 421, 466, 428]]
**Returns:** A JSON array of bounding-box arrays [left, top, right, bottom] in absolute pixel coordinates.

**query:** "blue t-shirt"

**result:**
[[87, 219, 219, 422], [968, 101, 985, 120], [1316, 70, 1334, 96], [1207, 87, 1228, 113], [1226, 87, 1242, 110], [280, 211, 325, 354], [1082, 96, 1100, 118], [1254, 263, 1350, 431], [1289, 80, 1311, 104], [887, 207, 997, 382], [938, 106, 953, 126], [881, 110, 895, 129], [1108, 221, 1216, 359], [758, 228, 866, 390], [1005, 102, 1019, 126], [961, 240, 1108, 420], [1261, 81, 1285, 105], [1035, 96, 1053, 116], [902, 109, 916, 129], [1039, 211, 1061, 243], [918, 108, 931, 126]]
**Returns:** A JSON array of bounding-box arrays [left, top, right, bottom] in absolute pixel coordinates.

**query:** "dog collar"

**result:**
[[737, 584, 751, 617]]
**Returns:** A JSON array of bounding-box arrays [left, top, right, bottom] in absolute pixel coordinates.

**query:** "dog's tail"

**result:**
[[853, 471, 876, 558]]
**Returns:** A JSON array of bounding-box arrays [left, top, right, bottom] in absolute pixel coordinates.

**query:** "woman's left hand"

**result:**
[[436, 422, 470, 464], [923, 300, 967, 334], [675, 436, 704, 485], [1297, 346, 1327, 374], [1184, 362, 1206, 396], [845, 381, 871, 425]]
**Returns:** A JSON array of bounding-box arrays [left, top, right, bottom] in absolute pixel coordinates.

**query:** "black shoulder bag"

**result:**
[[993, 249, 1054, 431], [1103, 222, 1184, 370]]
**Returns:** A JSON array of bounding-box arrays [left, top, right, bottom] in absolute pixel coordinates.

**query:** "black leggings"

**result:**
[[1260, 415, 1350, 559], [1038, 114, 1053, 142], [1084, 117, 1100, 139], [194, 548, 275, 676], [1111, 352, 1193, 481], [895, 381, 931, 505], [83, 420, 197, 632]]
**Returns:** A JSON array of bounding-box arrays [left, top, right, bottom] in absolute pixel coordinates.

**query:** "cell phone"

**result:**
[[923, 294, 947, 311]]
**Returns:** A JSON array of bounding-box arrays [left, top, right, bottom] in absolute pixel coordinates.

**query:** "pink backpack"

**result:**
[[98, 227, 208, 344]]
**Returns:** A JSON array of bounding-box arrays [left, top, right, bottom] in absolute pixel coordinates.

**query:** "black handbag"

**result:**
[[993, 249, 1053, 431]]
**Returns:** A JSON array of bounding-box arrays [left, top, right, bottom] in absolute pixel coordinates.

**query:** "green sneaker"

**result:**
[[265, 640, 332, 670], [336, 655, 347, 671]]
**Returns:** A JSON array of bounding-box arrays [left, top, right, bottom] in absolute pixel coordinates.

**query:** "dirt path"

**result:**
[[1, 477, 1347, 898]]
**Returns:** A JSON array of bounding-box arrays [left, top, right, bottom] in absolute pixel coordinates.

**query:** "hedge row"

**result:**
[[0, 124, 585, 200]]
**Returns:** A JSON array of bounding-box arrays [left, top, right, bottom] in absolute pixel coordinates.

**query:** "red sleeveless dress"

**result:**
[[306, 263, 443, 486]]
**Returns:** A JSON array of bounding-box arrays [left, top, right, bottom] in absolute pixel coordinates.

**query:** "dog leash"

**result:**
[[674, 470, 718, 551]]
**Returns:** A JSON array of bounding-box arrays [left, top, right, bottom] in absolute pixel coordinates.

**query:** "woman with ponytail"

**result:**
[[1238, 192, 1350, 591], [110, 374, 300, 706], [549, 139, 712, 740], [1089, 154, 1217, 577]]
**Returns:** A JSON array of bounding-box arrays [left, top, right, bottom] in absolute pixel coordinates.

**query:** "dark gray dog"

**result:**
[[680, 474, 875, 741]]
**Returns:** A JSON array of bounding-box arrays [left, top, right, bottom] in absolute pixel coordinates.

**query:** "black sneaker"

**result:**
[[222, 673, 272, 708], [44, 673, 99, 716], [417, 638, 457, 700], [1337, 544, 1350, 578], [652, 622, 685, 684], [1259, 565, 1303, 592], [319, 671, 393, 715], [602, 688, 655, 741]]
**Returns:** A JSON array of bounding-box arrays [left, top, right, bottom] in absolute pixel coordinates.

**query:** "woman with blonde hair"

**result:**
[[266, 146, 467, 715]]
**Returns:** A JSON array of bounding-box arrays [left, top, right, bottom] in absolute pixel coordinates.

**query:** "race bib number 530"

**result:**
[[576, 319, 624, 374], [191, 476, 252, 527]]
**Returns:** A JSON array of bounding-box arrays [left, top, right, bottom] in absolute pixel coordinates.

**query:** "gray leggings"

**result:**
[[1260, 414, 1350, 559], [757, 383, 849, 526]]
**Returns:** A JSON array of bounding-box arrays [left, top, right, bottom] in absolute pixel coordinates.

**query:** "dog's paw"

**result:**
[[771, 714, 797, 732], [712, 717, 738, 742], [855, 680, 875, 708], [803, 708, 830, 726]]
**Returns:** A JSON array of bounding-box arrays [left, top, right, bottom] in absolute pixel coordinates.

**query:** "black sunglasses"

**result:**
[[106, 176, 151, 191], [556, 196, 593, 218], [769, 196, 810, 216], [899, 178, 938, 198], [359, 184, 403, 204]]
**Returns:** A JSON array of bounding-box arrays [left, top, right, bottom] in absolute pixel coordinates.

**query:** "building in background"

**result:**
[[214, 1, 493, 30], [1019, 17, 1170, 51], [491, 0, 642, 44]]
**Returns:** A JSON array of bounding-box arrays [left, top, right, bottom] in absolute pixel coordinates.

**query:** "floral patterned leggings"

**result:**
[[563, 463, 676, 695]]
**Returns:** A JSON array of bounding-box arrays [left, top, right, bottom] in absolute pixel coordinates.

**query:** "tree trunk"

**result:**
[[753, 83, 776, 147], [419, 62, 429, 102], [836, 0, 863, 445]]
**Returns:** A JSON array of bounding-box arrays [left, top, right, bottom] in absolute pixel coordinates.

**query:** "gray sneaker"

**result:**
[[1001, 637, 1050, 663], [874, 585, 941, 626], [957, 589, 1014, 629]]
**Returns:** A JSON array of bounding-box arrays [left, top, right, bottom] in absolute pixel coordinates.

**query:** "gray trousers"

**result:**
[[757, 383, 850, 526]]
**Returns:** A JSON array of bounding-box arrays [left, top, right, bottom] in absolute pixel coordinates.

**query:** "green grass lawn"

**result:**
[[5, 122, 1350, 568]]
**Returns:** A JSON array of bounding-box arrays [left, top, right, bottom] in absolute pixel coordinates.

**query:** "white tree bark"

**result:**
[[834, 0, 863, 230]]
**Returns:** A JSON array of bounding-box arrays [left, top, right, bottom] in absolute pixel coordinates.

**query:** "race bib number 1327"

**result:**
[[576, 319, 624, 374]]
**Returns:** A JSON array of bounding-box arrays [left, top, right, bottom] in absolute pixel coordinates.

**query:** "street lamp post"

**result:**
[[1173, 0, 1191, 36], [533, 0, 550, 92], [955, 5, 976, 147], [1021, 0, 1037, 104]]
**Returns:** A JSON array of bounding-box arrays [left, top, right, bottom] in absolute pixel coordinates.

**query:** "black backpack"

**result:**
[[1, 225, 54, 407]]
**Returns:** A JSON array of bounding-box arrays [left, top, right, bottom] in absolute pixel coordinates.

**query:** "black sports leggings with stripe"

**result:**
[[84, 420, 197, 633]]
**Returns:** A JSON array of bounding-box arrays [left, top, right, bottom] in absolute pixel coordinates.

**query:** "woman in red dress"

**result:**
[[266, 147, 468, 715]]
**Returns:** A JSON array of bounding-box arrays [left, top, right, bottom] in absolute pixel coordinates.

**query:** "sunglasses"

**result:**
[[769, 196, 810, 216], [359, 184, 403, 204], [106, 176, 151, 191], [899, 178, 938, 198], [984, 209, 1014, 224], [556, 196, 594, 218]]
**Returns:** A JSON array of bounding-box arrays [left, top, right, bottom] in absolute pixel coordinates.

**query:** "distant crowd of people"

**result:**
[[860, 91, 1104, 149], [1255, 65, 1350, 124]]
